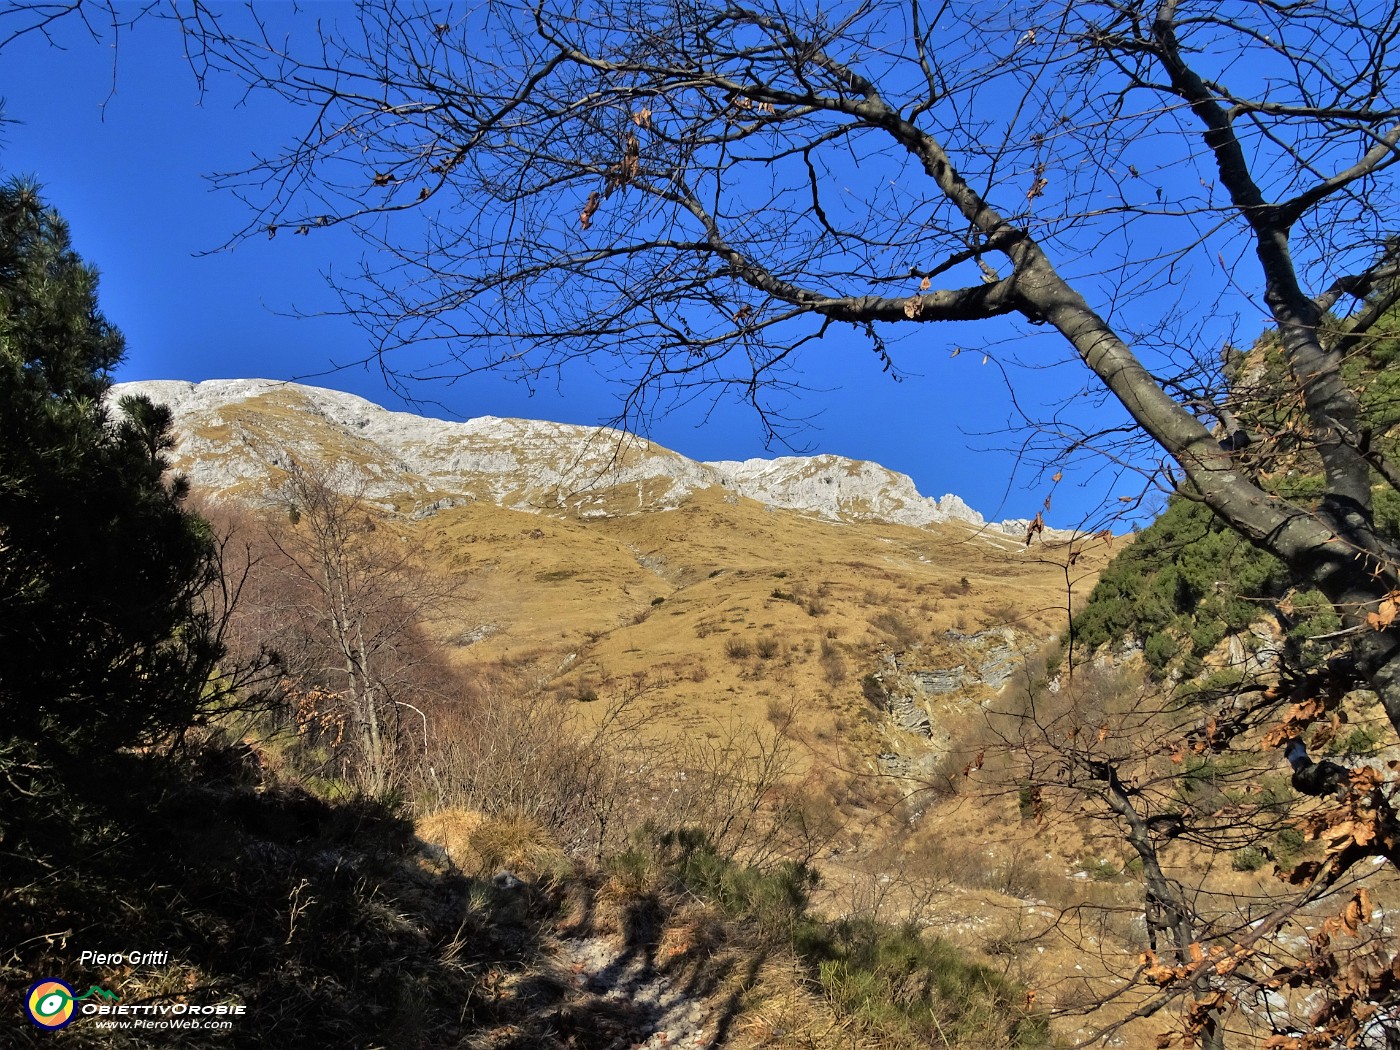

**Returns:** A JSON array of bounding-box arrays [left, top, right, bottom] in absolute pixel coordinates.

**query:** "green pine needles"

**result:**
[[0, 178, 224, 780]]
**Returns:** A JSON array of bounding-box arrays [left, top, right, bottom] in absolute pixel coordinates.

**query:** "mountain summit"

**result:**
[[111, 379, 1008, 533]]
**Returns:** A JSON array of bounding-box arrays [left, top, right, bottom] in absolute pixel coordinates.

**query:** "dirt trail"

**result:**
[[555, 932, 720, 1049]]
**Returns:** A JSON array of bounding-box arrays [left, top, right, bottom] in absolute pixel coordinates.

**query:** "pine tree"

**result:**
[[0, 178, 223, 776]]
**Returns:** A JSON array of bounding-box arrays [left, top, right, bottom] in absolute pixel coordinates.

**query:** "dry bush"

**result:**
[[909, 831, 1067, 904], [984, 598, 1022, 626], [656, 711, 799, 866], [726, 637, 753, 660], [731, 957, 876, 1050], [420, 685, 637, 859], [771, 774, 845, 862], [820, 644, 848, 686], [417, 672, 807, 874]]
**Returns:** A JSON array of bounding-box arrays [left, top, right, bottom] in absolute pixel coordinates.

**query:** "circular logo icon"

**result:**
[[26, 979, 77, 1029]]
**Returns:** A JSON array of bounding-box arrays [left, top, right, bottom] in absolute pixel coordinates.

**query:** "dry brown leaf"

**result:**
[[579, 191, 601, 231], [1367, 590, 1400, 630], [1341, 890, 1371, 936], [1024, 511, 1045, 546], [1309, 720, 1338, 751], [919, 275, 931, 291], [1350, 765, 1385, 793], [903, 294, 925, 319]]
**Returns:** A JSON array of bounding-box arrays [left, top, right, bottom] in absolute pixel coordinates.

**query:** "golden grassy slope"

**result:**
[[410, 488, 1114, 766]]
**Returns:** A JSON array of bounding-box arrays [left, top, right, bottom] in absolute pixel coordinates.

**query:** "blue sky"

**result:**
[[0, 8, 1152, 528]]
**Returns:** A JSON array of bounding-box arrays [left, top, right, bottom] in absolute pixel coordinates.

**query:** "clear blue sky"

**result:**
[[0, 8, 1149, 528]]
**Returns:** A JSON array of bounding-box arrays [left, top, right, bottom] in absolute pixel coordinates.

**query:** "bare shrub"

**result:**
[[658, 710, 798, 866], [724, 637, 752, 660], [985, 598, 1021, 626], [423, 685, 637, 859], [820, 645, 847, 686], [869, 610, 921, 650]]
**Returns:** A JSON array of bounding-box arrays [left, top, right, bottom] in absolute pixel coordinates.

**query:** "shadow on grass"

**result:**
[[1, 746, 551, 1048]]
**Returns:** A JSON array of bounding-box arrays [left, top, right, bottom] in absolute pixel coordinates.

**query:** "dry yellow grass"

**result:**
[[409, 489, 1113, 779], [416, 807, 570, 878]]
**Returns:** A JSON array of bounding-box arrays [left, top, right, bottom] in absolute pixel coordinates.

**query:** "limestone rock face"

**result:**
[[707, 455, 985, 528], [111, 378, 1005, 529]]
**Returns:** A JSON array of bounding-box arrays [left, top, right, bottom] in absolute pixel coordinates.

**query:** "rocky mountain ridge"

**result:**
[[112, 379, 1021, 535]]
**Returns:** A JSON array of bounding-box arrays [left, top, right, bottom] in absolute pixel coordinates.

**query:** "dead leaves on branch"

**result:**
[[1260, 689, 1348, 752], [603, 131, 642, 197], [1167, 715, 1235, 765], [555, 87, 759, 239], [579, 191, 601, 231], [1288, 764, 1400, 873], [1024, 511, 1045, 546], [1026, 162, 1049, 201], [1150, 992, 1237, 1050], [1367, 589, 1400, 631], [1262, 897, 1399, 1050], [1272, 762, 1400, 886], [1323, 887, 1377, 940], [579, 129, 643, 232], [1141, 943, 1252, 988], [728, 94, 775, 115], [1147, 891, 1390, 1050]]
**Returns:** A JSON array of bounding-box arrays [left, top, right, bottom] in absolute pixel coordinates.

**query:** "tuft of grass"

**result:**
[[804, 919, 1049, 1048]]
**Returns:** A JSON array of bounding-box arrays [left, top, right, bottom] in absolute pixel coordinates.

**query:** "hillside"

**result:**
[[113, 378, 1106, 781]]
